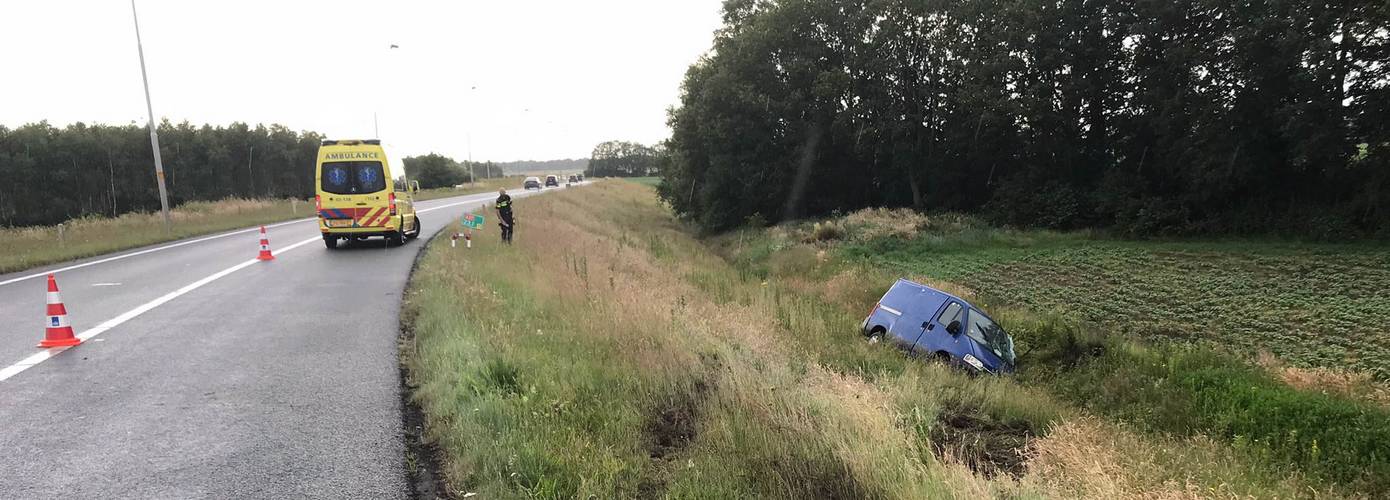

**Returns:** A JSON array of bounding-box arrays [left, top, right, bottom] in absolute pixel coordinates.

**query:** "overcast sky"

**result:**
[[0, 0, 723, 162]]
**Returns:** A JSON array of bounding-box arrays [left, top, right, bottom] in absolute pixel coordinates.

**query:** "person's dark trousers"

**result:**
[[499, 213, 515, 244]]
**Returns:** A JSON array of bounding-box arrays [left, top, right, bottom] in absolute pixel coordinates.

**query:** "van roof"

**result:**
[[321, 139, 381, 146], [893, 278, 972, 308]]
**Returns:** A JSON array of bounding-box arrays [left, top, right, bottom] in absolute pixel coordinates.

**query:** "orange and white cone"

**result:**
[[39, 274, 81, 348], [257, 225, 275, 261]]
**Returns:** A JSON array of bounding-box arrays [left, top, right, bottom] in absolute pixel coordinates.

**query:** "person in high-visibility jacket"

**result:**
[[495, 188, 515, 244]]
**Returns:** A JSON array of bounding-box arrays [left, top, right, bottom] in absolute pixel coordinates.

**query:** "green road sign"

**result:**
[[461, 212, 486, 230]]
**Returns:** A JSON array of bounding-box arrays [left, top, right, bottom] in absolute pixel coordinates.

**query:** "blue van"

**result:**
[[861, 279, 1016, 374]]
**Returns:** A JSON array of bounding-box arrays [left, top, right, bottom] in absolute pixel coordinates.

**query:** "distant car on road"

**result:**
[[568, 175, 579, 184], [862, 279, 1016, 374], [545, 175, 559, 187], [577, 173, 585, 182], [524, 177, 542, 190]]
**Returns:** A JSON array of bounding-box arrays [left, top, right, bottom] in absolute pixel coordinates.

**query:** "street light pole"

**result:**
[[466, 85, 477, 185], [131, 0, 171, 233]]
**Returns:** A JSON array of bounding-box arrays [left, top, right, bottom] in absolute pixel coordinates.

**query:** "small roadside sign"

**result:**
[[461, 213, 486, 230]]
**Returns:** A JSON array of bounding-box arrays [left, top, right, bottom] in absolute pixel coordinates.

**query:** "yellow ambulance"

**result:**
[[314, 139, 421, 248]]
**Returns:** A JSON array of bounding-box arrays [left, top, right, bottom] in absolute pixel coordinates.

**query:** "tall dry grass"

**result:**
[[404, 181, 1337, 499], [0, 197, 309, 274]]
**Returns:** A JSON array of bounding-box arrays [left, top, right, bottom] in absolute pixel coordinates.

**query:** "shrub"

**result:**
[[840, 207, 930, 240], [807, 221, 845, 242]]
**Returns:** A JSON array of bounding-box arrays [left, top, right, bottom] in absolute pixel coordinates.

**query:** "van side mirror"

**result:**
[[946, 321, 962, 336]]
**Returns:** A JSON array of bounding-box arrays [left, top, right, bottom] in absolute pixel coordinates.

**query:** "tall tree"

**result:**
[[662, 0, 1390, 237]]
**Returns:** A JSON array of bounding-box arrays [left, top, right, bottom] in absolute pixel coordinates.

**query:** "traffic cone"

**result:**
[[257, 225, 275, 261], [39, 274, 81, 348]]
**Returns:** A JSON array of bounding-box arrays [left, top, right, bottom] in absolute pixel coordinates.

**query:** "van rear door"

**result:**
[[880, 282, 935, 349], [320, 160, 389, 227]]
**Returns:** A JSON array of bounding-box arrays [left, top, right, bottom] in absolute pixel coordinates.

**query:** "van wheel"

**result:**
[[866, 327, 885, 344], [933, 351, 952, 365], [388, 229, 406, 246], [323, 235, 338, 249], [406, 215, 421, 239]]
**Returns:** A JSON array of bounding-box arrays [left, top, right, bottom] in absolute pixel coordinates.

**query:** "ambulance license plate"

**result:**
[[326, 219, 354, 228]]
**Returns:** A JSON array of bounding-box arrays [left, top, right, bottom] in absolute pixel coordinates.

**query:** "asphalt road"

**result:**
[[0, 185, 565, 499]]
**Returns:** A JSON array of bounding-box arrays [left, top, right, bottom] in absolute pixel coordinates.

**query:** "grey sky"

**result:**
[[0, 0, 722, 161]]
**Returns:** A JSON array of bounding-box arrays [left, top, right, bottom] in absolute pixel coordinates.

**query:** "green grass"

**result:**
[[715, 210, 1390, 492], [404, 185, 1345, 498], [623, 176, 662, 187], [402, 183, 1008, 497]]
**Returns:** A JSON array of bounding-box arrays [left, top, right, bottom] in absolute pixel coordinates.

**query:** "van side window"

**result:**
[[937, 302, 962, 325]]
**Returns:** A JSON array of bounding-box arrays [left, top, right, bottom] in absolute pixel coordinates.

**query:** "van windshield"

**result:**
[[321, 161, 387, 194], [966, 311, 1015, 365]]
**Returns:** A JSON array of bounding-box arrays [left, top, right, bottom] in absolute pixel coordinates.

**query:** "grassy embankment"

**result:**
[[716, 209, 1390, 494], [0, 178, 520, 275], [404, 181, 1377, 498]]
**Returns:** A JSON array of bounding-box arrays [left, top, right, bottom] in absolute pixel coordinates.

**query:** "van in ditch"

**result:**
[[861, 279, 1016, 374], [315, 139, 421, 248]]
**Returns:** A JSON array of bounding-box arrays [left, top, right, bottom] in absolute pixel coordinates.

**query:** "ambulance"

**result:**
[[315, 139, 422, 248]]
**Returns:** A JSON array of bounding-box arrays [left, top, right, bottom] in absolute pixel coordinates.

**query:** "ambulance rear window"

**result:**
[[321, 161, 386, 194]]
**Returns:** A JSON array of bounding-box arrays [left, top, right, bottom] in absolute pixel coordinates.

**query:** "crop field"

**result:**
[[847, 237, 1390, 380]]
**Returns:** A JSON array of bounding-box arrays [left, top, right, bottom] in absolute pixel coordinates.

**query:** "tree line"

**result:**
[[586, 140, 664, 177], [0, 121, 323, 227], [660, 0, 1390, 238], [401, 153, 504, 189]]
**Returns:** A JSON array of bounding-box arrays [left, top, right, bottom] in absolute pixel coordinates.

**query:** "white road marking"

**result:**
[[0, 192, 508, 383], [0, 235, 320, 383], [0, 192, 498, 288], [91, 283, 122, 287]]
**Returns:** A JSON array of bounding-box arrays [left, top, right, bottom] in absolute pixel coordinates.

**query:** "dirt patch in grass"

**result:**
[[645, 379, 710, 461], [930, 407, 1035, 479], [639, 353, 723, 498]]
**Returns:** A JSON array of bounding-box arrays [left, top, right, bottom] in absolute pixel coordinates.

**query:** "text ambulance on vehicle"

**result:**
[[315, 139, 421, 249]]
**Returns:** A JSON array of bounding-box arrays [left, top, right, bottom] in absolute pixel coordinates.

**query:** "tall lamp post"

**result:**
[[467, 85, 477, 185], [131, 0, 171, 233]]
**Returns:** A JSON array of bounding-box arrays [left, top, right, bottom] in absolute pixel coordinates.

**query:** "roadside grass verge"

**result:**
[[413, 177, 526, 202], [0, 181, 513, 275], [404, 182, 1335, 498], [714, 210, 1390, 494], [0, 198, 309, 274]]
